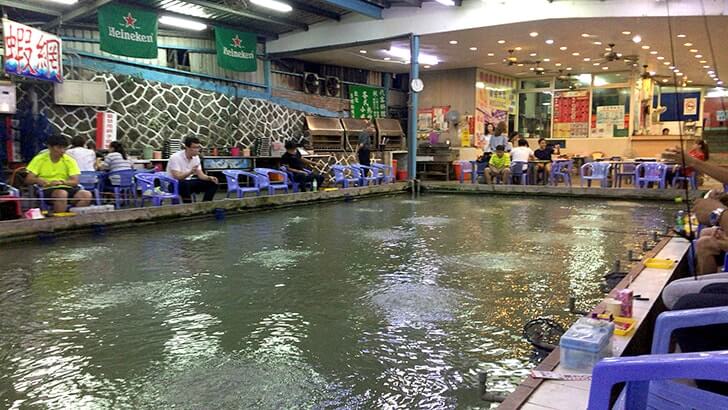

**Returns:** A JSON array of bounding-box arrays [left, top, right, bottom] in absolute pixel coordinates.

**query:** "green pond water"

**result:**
[[0, 195, 678, 409]]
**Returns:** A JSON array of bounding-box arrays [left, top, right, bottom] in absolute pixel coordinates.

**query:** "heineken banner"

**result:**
[[3, 19, 63, 83], [349, 85, 386, 119], [214, 27, 257, 72], [98, 3, 157, 58]]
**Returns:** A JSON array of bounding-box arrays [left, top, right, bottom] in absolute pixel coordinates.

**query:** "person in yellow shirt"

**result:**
[[484, 144, 511, 184], [25, 134, 92, 214]]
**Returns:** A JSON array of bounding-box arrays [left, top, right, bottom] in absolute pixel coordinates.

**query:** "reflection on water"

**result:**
[[0, 195, 677, 409]]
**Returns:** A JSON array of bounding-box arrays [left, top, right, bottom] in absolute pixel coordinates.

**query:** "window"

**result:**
[[518, 92, 552, 138], [520, 78, 551, 89], [592, 88, 631, 137], [555, 73, 591, 90], [593, 72, 628, 87]]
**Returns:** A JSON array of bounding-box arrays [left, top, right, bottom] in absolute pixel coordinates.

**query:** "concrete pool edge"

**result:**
[[0, 183, 408, 244], [420, 181, 704, 202]]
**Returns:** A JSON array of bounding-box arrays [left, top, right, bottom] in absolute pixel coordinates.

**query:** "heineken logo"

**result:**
[[123, 13, 137, 29], [106, 11, 153, 44], [231, 35, 242, 48], [215, 27, 257, 72], [98, 3, 157, 58], [222, 46, 254, 59]]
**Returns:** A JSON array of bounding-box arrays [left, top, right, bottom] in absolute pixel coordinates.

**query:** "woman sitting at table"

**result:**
[[99, 141, 133, 173], [533, 138, 561, 182]]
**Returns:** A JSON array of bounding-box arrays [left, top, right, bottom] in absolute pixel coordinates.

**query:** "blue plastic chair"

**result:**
[[589, 306, 728, 410], [135, 173, 181, 206], [351, 164, 378, 186], [550, 160, 573, 186], [331, 165, 359, 188], [580, 162, 612, 188], [615, 162, 637, 187], [279, 166, 312, 193], [254, 168, 289, 195], [33, 183, 85, 211], [106, 169, 137, 208], [222, 170, 261, 198], [0, 182, 19, 197], [371, 163, 394, 184], [79, 171, 102, 206], [470, 160, 489, 184], [510, 161, 528, 185], [635, 162, 668, 189], [672, 169, 698, 190], [458, 161, 473, 184]]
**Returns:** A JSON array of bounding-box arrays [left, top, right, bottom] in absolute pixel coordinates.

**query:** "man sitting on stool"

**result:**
[[168, 136, 218, 203], [25, 134, 93, 214], [484, 145, 511, 184], [281, 140, 324, 191]]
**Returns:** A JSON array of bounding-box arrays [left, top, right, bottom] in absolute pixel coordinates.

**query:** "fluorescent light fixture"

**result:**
[[387, 46, 439, 65], [250, 0, 292, 12], [44, 0, 77, 3], [359, 50, 367, 54], [159, 16, 207, 31], [707, 88, 728, 97], [435, 0, 455, 5]]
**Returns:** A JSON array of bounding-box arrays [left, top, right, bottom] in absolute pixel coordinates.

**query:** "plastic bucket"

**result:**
[[391, 159, 398, 180], [396, 170, 408, 181], [453, 162, 463, 180], [270, 173, 283, 182], [142, 146, 153, 159], [230, 147, 240, 156]]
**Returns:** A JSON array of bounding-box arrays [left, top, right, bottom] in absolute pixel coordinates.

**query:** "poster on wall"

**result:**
[[2, 19, 63, 83], [214, 27, 257, 72], [97, 3, 158, 59], [417, 108, 433, 130], [349, 85, 386, 119], [553, 90, 590, 138], [684, 97, 698, 116], [96, 111, 118, 150], [475, 69, 516, 139]]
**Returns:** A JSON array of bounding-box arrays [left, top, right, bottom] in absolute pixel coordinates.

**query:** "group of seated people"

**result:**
[[477, 122, 561, 185]]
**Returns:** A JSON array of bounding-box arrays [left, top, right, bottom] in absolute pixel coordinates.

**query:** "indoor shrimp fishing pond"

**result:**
[[0, 195, 679, 409]]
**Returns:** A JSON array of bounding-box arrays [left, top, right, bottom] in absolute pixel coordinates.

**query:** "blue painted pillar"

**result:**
[[264, 58, 272, 97], [407, 35, 419, 180]]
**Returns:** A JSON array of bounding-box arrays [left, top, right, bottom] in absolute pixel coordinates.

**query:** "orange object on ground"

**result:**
[[453, 162, 462, 180], [391, 159, 398, 180], [396, 170, 408, 181]]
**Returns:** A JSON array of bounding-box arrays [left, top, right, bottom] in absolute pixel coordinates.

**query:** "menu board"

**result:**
[[553, 90, 590, 138]]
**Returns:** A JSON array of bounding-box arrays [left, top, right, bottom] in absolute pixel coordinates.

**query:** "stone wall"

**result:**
[[16, 69, 306, 152]]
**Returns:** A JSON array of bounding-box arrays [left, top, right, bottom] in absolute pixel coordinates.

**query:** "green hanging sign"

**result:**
[[98, 3, 158, 59], [214, 27, 257, 72], [349, 85, 386, 119]]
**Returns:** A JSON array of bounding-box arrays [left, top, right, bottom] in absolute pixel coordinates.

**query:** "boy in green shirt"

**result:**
[[484, 144, 511, 184], [25, 134, 92, 214]]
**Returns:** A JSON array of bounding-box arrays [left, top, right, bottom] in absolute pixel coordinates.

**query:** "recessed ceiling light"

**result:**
[[581, 33, 590, 37], [593, 41, 602, 45], [383, 57, 391, 61], [657, 56, 665, 60], [515, 47, 522, 51], [663, 62, 670, 65], [529, 52, 537, 57], [566, 67, 573, 71], [359, 50, 367, 54], [683, 42, 693, 46], [687, 80, 693, 83], [622, 31, 631, 35], [529, 67, 535, 71], [593, 62, 600, 66], [641, 45, 650, 49], [497, 40, 506, 44], [700, 60, 707, 64], [560, 46, 568, 51], [449, 40, 458, 45], [517, 63, 524, 66], [487, 52, 495, 56], [572, 52, 580, 56], [677, 34, 687, 38], [632, 35, 642, 43], [704, 65, 711, 68], [545, 39, 554, 45], [424, 65, 432, 68], [650, 51, 658, 55], [689, 49, 698, 53], [529, 32, 539, 37], [669, 65, 675, 69], [662, 79, 669, 83], [602, 66, 609, 70], [555, 63, 562, 66], [649, 71, 656, 75], [695, 54, 703, 58], [708, 70, 715, 74], [469, 47, 478, 51], [583, 57, 591, 61], [719, 81, 724, 85], [543, 58, 551, 62]]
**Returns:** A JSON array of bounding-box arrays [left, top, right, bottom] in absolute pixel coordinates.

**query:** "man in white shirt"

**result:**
[[510, 139, 535, 172], [168, 136, 218, 203], [65, 135, 97, 172]]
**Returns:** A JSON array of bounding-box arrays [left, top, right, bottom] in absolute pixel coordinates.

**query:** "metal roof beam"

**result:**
[[43, 0, 114, 30], [180, 0, 308, 31], [0, 0, 63, 16], [317, 0, 383, 19], [288, 1, 340, 21]]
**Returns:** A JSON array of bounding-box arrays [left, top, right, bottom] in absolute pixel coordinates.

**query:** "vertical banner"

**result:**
[[96, 111, 118, 150], [3, 19, 63, 83], [553, 90, 590, 138], [98, 3, 158, 58], [214, 27, 257, 72], [349, 85, 386, 119]]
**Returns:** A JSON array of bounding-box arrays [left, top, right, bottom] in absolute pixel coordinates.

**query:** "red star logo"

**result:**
[[123, 13, 137, 28], [231, 35, 242, 48]]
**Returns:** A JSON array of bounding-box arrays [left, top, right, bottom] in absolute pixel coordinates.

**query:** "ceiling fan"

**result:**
[[593, 43, 639, 65], [503, 49, 540, 67], [639, 64, 671, 82]]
